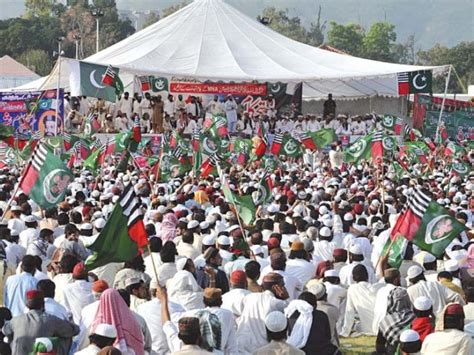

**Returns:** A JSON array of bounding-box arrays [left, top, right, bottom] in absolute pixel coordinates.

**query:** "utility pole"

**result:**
[[91, 9, 105, 53]]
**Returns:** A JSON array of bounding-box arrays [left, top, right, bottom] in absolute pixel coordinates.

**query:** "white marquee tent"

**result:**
[[14, 0, 449, 99]]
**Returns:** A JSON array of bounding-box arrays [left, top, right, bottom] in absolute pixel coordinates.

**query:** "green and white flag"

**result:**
[[343, 133, 372, 163], [307, 128, 337, 148], [412, 201, 467, 257], [151, 77, 169, 92], [69, 60, 121, 102], [381, 235, 408, 269], [19, 144, 73, 209], [451, 162, 471, 177], [280, 134, 302, 158]]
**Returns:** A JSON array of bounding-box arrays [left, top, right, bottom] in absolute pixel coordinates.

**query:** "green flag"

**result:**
[[151, 77, 169, 92], [19, 144, 73, 209], [0, 124, 14, 139], [381, 236, 408, 269], [412, 201, 467, 256], [409, 70, 432, 94], [280, 134, 302, 157], [451, 161, 471, 177], [307, 128, 337, 148], [73, 61, 119, 102], [254, 171, 272, 205], [85, 184, 148, 270], [343, 133, 372, 163]]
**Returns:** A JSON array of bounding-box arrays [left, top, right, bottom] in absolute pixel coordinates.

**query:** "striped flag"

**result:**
[[138, 76, 151, 92], [191, 128, 201, 152], [397, 72, 409, 95], [298, 132, 316, 150], [85, 182, 148, 270], [133, 116, 141, 143], [371, 130, 384, 164], [270, 132, 284, 155]]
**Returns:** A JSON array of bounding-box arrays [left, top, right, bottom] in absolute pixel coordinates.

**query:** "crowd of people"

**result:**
[[0, 89, 473, 355], [64, 92, 376, 138]]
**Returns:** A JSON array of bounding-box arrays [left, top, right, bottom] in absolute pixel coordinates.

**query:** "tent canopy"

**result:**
[[10, 0, 449, 98]]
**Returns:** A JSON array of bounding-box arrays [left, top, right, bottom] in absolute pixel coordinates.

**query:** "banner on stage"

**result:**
[[0, 89, 64, 136], [170, 82, 267, 96]]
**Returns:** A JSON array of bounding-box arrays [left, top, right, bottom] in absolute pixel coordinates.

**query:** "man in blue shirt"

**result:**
[[4, 255, 38, 316]]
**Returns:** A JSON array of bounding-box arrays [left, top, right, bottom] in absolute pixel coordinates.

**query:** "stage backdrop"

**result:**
[[140, 78, 303, 115], [0, 90, 64, 136]]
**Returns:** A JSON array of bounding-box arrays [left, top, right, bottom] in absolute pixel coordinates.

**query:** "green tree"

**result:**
[[307, 5, 326, 46], [417, 41, 474, 93], [327, 21, 365, 56], [362, 22, 397, 61], [162, 2, 190, 18], [18, 49, 53, 76], [260, 7, 308, 43], [24, 0, 55, 18], [143, 11, 160, 28], [391, 34, 415, 64]]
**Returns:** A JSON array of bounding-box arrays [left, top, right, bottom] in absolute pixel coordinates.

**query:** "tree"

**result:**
[[24, 0, 55, 18], [327, 21, 365, 56], [161, 2, 190, 18], [18, 49, 52, 76], [143, 11, 160, 28], [307, 5, 326, 46], [391, 34, 415, 64], [260, 7, 308, 44], [362, 22, 397, 61], [417, 41, 474, 93]]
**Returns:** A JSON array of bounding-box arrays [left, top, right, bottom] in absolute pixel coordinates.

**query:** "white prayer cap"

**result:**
[[200, 221, 209, 230], [371, 199, 380, 208], [10, 229, 19, 237], [324, 269, 339, 278], [422, 252, 436, 264], [444, 259, 459, 272], [202, 235, 216, 246], [250, 245, 263, 255], [112, 196, 119, 203], [319, 226, 331, 237], [288, 235, 299, 243], [399, 329, 420, 343], [217, 235, 231, 246], [318, 206, 329, 215], [227, 225, 240, 233], [309, 282, 326, 299], [94, 323, 117, 339], [92, 211, 103, 219], [413, 296, 432, 311], [157, 205, 167, 214], [343, 213, 354, 222], [176, 257, 188, 271], [297, 191, 307, 200], [91, 190, 100, 198], [81, 223, 93, 231], [187, 220, 199, 229], [267, 204, 279, 213], [349, 244, 363, 255], [321, 217, 333, 228], [265, 311, 287, 332], [94, 218, 106, 229], [24, 215, 36, 223], [407, 265, 423, 279], [124, 277, 142, 288]]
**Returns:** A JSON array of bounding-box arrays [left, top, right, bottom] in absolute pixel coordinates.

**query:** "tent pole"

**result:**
[[55, 54, 62, 136], [435, 65, 452, 142]]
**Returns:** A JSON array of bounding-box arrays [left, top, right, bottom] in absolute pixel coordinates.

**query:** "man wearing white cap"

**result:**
[[399, 329, 422, 354], [177, 230, 201, 260], [313, 226, 336, 261], [19, 215, 38, 249], [216, 235, 233, 265], [253, 310, 304, 354], [75, 323, 117, 354], [8, 206, 25, 234], [406, 265, 464, 315], [339, 244, 375, 286]]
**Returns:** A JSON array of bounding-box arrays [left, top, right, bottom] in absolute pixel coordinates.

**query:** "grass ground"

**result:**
[[340, 336, 376, 354]]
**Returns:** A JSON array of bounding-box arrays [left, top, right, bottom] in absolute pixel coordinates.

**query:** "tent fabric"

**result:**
[[0, 55, 40, 89], [85, 0, 446, 82]]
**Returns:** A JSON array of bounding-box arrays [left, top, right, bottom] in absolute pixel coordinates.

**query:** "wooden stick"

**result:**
[[375, 234, 398, 271]]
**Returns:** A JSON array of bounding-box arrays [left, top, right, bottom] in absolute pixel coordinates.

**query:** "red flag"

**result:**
[[397, 72, 409, 95], [255, 136, 268, 157], [133, 117, 141, 143], [270, 133, 283, 155], [394, 117, 402, 135], [200, 155, 219, 178], [371, 130, 383, 165], [215, 120, 228, 137], [298, 133, 316, 150], [440, 125, 448, 142], [191, 129, 201, 152], [101, 65, 116, 86], [138, 76, 150, 92]]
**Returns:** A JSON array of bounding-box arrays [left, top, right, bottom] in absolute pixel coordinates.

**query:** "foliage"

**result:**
[[306, 5, 326, 47], [143, 12, 160, 28], [327, 22, 365, 56], [161, 2, 190, 18], [363, 22, 397, 61], [18, 49, 53, 76], [417, 41, 474, 93], [261, 7, 308, 43]]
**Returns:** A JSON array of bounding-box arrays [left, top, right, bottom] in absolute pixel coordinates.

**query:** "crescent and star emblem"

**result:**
[[90, 70, 106, 89], [412, 73, 427, 90]]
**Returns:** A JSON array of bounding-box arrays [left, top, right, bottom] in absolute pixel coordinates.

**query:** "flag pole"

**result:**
[[435, 65, 452, 143], [126, 150, 161, 283], [375, 234, 398, 271]]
